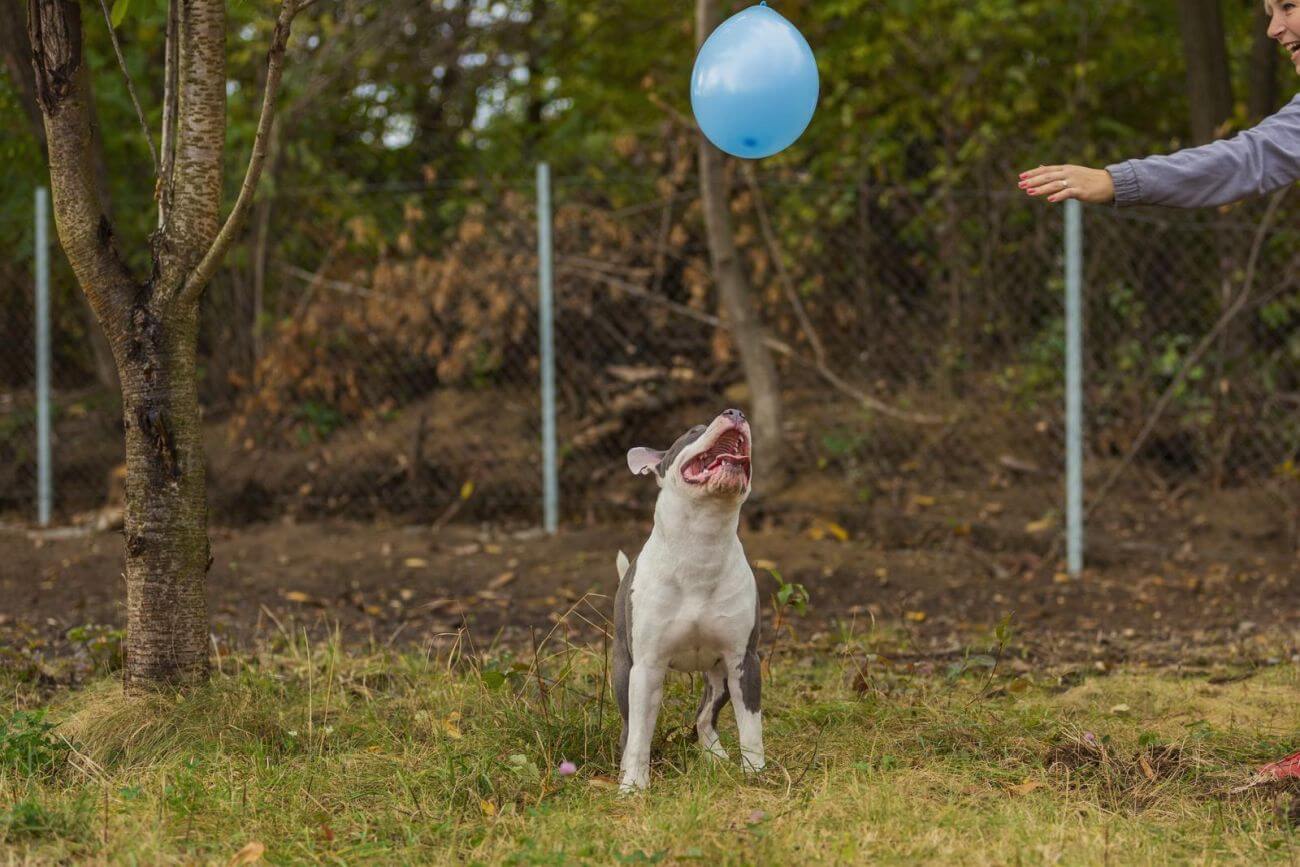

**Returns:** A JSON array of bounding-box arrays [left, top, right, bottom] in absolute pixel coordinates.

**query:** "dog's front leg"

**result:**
[[726, 650, 765, 773], [619, 661, 667, 792]]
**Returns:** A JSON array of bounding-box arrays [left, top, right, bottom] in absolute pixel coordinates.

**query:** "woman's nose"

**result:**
[[1269, 12, 1288, 40]]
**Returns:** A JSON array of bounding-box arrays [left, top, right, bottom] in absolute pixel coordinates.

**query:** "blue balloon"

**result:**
[[690, 2, 819, 160]]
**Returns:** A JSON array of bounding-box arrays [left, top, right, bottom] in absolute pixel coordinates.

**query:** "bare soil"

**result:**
[[1, 480, 1295, 687]]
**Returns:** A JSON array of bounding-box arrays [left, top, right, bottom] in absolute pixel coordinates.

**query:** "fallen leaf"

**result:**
[[912, 494, 936, 508], [1008, 779, 1042, 796], [754, 559, 778, 571], [227, 842, 265, 866], [403, 557, 428, 568], [826, 521, 850, 541], [283, 591, 312, 604], [460, 481, 475, 500], [1025, 517, 1054, 534], [905, 611, 927, 623], [1053, 572, 1071, 584], [1110, 704, 1131, 715], [442, 712, 463, 739], [449, 543, 480, 557], [479, 798, 497, 816], [1138, 753, 1156, 781], [488, 571, 516, 589]]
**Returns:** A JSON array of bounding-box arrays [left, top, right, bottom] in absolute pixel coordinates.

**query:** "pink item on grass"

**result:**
[[1260, 750, 1300, 780]]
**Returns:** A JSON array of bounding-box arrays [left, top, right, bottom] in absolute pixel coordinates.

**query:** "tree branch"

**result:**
[[95, 0, 156, 173], [1085, 187, 1290, 519], [158, 0, 226, 292], [176, 0, 304, 309], [27, 0, 135, 345], [561, 260, 947, 426], [743, 162, 828, 368], [157, 0, 178, 229]]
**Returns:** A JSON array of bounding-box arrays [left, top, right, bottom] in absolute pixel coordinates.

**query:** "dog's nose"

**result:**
[[722, 408, 746, 424]]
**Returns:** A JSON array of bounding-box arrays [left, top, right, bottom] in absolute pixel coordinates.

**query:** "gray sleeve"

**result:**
[[1105, 94, 1300, 208]]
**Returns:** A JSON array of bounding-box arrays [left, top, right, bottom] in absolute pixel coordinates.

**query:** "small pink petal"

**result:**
[[558, 761, 577, 776]]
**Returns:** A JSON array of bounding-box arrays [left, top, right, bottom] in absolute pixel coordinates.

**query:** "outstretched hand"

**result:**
[[1018, 165, 1115, 204]]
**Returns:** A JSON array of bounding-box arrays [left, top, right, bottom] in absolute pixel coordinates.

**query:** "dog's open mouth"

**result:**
[[682, 428, 751, 488]]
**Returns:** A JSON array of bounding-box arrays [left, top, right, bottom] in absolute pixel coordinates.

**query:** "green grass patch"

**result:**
[[1, 634, 1297, 864]]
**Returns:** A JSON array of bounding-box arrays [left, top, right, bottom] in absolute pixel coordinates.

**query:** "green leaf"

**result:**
[[480, 670, 506, 689], [110, 0, 130, 28]]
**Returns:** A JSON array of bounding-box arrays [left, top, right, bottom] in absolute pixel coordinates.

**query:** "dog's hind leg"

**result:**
[[614, 636, 632, 758], [695, 664, 731, 759]]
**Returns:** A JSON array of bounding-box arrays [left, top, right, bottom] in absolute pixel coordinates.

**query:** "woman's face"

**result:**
[[1266, 1, 1300, 75]]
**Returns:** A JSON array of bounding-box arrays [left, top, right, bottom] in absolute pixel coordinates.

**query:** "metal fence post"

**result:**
[[1064, 199, 1084, 576], [537, 163, 559, 534], [35, 186, 52, 527]]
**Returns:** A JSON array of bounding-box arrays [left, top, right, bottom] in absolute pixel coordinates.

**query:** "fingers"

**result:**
[[1019, 164, 1084, 203], [1019, 165, 1059, 181], [1020, 165, 1115, 205], [1046, 185, 1076, 204]]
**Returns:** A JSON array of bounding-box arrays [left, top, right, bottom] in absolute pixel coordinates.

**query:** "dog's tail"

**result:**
[[616, 550, 630, 583]]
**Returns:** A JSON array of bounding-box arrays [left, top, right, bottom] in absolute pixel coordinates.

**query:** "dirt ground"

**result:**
[[2, 480, 1297, 686]]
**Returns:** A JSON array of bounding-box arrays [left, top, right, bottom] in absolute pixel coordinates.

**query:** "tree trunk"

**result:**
[[120, 304, 210, 688], [1248, 2, 1280, 122], [28, 0, 211, 691], [1178, 0, 1233, 144], [31, 0, 303, 693], [696, 0, 784, 492]]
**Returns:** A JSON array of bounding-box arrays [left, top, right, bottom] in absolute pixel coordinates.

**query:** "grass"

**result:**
[[0, 625, 1297, 865]]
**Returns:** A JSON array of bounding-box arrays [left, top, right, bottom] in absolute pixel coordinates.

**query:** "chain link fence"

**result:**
[[2, 173, 1297, 552]]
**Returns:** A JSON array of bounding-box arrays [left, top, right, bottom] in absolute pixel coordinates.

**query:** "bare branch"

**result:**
[[158, 0, 226, 291], [157, 0, 178, 228], [1085, 187, 1290, 519], [177, 0, 304, 309], [743, 162, 828, 368], [562, 260, 947, 426], [26, 0, 135, 343], [95, 0, 157, 173]]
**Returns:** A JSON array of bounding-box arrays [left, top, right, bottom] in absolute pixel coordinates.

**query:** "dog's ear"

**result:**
[[626, 447, 665, 477]]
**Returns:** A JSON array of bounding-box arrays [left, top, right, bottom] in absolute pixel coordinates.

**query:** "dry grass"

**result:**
[[0, 627, 1297, 865]]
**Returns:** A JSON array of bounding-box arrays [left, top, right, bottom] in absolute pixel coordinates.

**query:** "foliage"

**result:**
[[0, 709, 67, 776]]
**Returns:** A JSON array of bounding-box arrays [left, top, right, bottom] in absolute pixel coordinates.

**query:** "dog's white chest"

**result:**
[[660, 597, 734, 671], [629, 550, 755, 673]]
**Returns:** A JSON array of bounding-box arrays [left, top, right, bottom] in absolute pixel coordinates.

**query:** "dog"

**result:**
[[613, 407, 763, 791]]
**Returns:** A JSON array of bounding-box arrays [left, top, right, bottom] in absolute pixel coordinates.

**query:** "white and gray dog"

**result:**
[[613, 407, 762, 791]]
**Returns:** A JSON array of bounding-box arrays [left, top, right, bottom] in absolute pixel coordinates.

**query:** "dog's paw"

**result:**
[[740, 755, 766, 774], [701, 742, 731, 761], [618, 771, 650, 794]]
